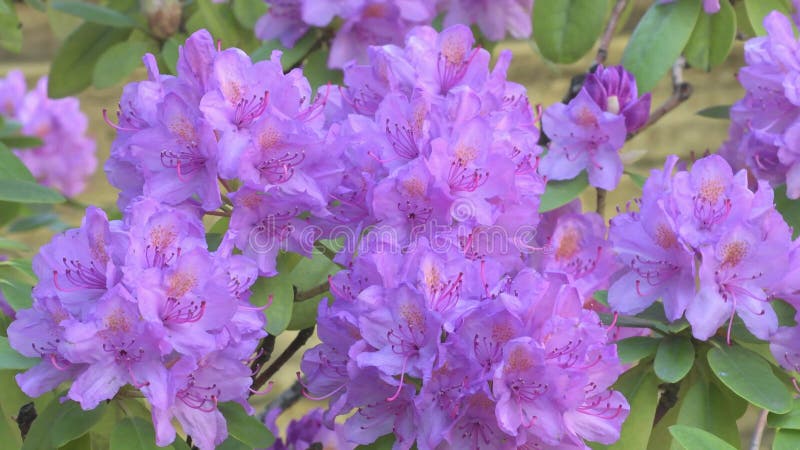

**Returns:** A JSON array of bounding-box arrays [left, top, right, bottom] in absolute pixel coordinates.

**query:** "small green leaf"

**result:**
[[160, 36, 183, 75], [654, 335, 694, 383], [252, 253, 303, 335], [774, 428, 800, 450], [93, 40, 155, 89], [622, 0, 701, 93], [0, 135, 44, 149], [683, 0, 736, 71], [744, 0, 791, 36], [0, 336, 37, 370], [707, 344, 793, 413], [696, 105, 731, 119], [232, 0, 267, 30], [668, 425, 736, 450], [538, 172, 589, 212], [617, 336, 660, 364], [50, 0, 137, 28], [532, 0, 609, 64], [218, 402, 274, 448], [48, 23, 132, 97], [593, 290, 608, 306], [110, 417, 161, 450]]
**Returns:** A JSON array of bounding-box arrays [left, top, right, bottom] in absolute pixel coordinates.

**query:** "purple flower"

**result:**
[[443, 0, 534, 41], [583, 65, 651, 134]]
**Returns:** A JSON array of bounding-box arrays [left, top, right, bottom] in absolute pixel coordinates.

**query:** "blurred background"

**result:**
[[0, 2, 757, 448]]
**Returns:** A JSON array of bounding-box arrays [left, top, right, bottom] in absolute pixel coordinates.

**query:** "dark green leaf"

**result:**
[[774, 299, 797, 327], [93, 40, 155, 89], [217, 437, 251, 450], [617, 336, 660, 364], [218, 402, 274, 448], [621, 0, 701, 93], [774, 428, 800, 450], [0, 179, 64, 204], [654, 335, 694, 383], [0, 336, 37, 370], [532, 0, 608, 64], [707, 344, 792, 413], [50, 0, 137, 28], [744, 0, 791, 36], [696, 105, 731, 119], [356, 433, 395, 449], [538, 172, 589, 212], [48, 23, 132, 97], [51, 401, 108, 447], [683, 0, 736, 71], [109, 417, 160, 450], [232, 0, 267, 30], [0, 135, 44, 149], [668, 425, 736, 450]]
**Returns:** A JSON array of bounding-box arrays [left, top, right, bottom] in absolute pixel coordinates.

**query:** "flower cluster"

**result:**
[[0, 71, 97, 197], [608, 154, 795, 342], [104, 29, 341, 275], [7, 198, 265, 450], [718, 11, 800, 198], [540, 64, 651, 190], [298, 25, 629, 449], [256, 0, 533, 68]]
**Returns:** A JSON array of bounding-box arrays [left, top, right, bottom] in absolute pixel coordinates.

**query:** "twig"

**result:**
[[313, 241, 339, 262], [205, 210, 231, 217], [250, 335, 276, 374], [629, 56, 692, 140], [251, 326, 316, 395], [288, 29, 335, 72], [750, 409, 769, 450], [596, 188, 607, 216], [596, 0, 629, 65], [295, 282, 330, 302], [261, 380, 304, 421]]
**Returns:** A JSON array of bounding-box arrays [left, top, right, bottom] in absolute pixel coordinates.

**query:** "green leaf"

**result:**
[[303, 49, 343, 89], [769, 399, 800, 430], [654, 335, 694, 383], [593, 290, 608, 306], [696, 105, 731, 119], [683, 0, 736, 71], [538, 172, 589, 212], [671, 381, 742, 449], [287, 247, 339, 330], [0, 143, 36, 182], [668, 425, 736, 450], [604, 371, 660, 450], [160, 36, 183, 75], [0, 237, 28, 251], [93, 40, 155, 89], [109, 417, 160, 450], [707, 344, 792, 413], [532, 0, 609, 64], [356, 433, 395, 449], [775, 185, 800, 238], [50, 0, 137, 28], [0, 0, 22, 53], [0, 336, 37, 370], [22, 398, 107, 449], [252, 253, 303, 335], [49, 23, 132, 97], [196, 0, 241, 48], [774, 428, 800, 450], [232, 0, 267, 30], [218, 402, 274, 448], [0, 179, 65, 204], [624, 170, 647, 188], [0, 135, 44, 149], [9, 212, 61, 233], [280, 32, 320, 70], [0, 279, 33, 311], [621, 0, 701, 93], [744, 0, 791, 36], [617, 336, 660, 364]]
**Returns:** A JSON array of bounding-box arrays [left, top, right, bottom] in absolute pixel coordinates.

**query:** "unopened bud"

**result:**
[[143, 0, 182, 40]]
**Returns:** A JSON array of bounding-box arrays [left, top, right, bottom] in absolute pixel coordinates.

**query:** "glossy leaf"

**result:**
[[707, 344, 792, 413], [671, 381, 741, 449], [218, 402, 274, 448], [532, 0, 608, 64], [538, 172, 589, 212], [622, 0, 701, 93], [683, 0, 736, 71], [617, 336, 660, 364], [774, 428, 800, 450], [93, 40, 155, 88], [605, 371, 659, 450], [48, 23, 132, 97], [109, 417, 161, 450], [654, 336, 694, 383], [697, 105, 731, 119], [50, 0, 137, 28], [744, 0, 791, 35], [22, 398, 107, 449], [668, 425, 736, 450], [0, 336, 36, 370]]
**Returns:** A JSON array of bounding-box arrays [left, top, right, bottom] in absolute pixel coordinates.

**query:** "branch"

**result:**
[[295, 282, 330, 302], [263, 380, 304, 418], [749, 409, 769, 450], [629, 56, 692, 140], [596, 0, 629, 65], [596, 188, 607, 216], [250, 335, 276, 374], [251, 326, 316, 394]]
